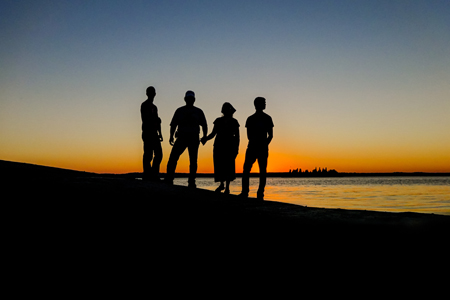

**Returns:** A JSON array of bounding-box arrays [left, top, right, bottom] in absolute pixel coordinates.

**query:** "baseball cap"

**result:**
[[185, 90, 195, 98]]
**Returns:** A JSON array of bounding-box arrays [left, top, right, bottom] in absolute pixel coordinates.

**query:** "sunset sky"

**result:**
[[1, 0, 449, 173]]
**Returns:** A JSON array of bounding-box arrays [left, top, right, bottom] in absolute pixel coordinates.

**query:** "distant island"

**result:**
[[287, 167, 339, 177]]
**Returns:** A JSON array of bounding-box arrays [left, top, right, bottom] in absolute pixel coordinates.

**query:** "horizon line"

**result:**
[[1, 160, 449, 176]]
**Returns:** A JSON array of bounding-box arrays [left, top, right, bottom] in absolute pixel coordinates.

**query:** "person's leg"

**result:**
[[215, 181, 225, 192], [213, 150, 227, 192], [213, 149, 221, 183], [142, 137, 154, 180], [166, 137, 187, 184], [187, 137, 200, 187], [256, 150, 268, 199], [224, 180, 230, 194], [151, 140, 163, 179], [240, 147, 257, 197]]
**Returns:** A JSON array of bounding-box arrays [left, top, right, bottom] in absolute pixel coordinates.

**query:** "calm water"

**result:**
[[174, 176, 450, 216]]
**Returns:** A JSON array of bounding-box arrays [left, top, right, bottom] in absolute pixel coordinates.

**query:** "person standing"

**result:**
[[141, 86, 163, 181], [202, 102, 240, 194], [165, 90, 208, 188], [239, 97, 274, 200]]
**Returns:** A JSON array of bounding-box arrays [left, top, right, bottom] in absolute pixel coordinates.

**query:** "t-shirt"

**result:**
[[170, 106, 207, 136], [245, 111, 274, 148], [141, 100, 161, 134]]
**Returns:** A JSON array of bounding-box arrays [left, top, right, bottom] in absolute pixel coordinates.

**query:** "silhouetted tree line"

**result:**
[[288, 167, 339, 177]]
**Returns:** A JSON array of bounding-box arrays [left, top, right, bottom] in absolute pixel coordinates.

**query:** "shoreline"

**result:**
[[113, 172, 450, 179], [3, 159, 449, 223]]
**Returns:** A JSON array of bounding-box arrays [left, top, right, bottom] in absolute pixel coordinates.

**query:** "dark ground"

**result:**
[[2, 160, 449, 286]]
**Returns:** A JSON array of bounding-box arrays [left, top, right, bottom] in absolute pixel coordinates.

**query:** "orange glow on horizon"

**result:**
[[2, 143, 449, 174], [3, 155, 449, 174]]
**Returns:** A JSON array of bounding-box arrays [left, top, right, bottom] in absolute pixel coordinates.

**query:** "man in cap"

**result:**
[[165, 90, 208, 187], [140, 86, 163, 180], [239, 97, 274, 200]]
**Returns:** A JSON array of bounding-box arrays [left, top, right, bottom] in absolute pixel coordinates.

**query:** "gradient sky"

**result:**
[[1, 0, 449, 173]]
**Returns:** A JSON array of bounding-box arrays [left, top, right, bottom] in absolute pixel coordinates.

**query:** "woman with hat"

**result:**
[[201, 102, 240, 194]]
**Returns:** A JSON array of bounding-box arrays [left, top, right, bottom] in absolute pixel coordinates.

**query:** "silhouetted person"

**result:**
[[239, 97, 274, 200], [202, 102, 240, 194], [165, 90, 208, 188], [141, 86, 163, 181]]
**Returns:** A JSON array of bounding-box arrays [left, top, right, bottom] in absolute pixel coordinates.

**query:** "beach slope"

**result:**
[[3, 159, 449, 242]]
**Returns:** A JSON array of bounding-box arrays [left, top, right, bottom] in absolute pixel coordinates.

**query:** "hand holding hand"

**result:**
[[200, 136, 207, 145]]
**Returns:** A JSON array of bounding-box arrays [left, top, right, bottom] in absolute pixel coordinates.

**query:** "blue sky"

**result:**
[[1, 0, 449, 172]]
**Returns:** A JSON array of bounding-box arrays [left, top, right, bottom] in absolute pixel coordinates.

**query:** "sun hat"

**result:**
[[221, 102, 236, 114]]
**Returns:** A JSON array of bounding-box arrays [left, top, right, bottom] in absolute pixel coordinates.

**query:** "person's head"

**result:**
[[221, 102, 236, 117], [254, 97, 266, 111], [184, 90, 196, 107], [146, 86, 156, 99]]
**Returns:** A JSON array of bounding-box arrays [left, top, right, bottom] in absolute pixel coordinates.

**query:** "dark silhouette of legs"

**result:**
[[241, 147, 268, 199], [151, 141, 162, 177], [215, 182, 225, 192], [143, 135, 162, 180], [241, 150, 255, 196], [225, 180, 230, 194], [187, 138, 199, 186], [256, 153, 268, 199], [166, 139, 185, 183], [166, 136, 199, 186], [216, 180, 230, 194], [143, 147, 152, 177]]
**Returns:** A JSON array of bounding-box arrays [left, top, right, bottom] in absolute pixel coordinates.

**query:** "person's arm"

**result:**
[[200, 123, 208, 145], [169, 125, 176, 146], [200, 111, 208, 141], [235, 127, 240, 156], [202, 125, 216, 144], [157, 118, 163, 141], [169, 110, 178, 146], [267, 127, 273, 145]]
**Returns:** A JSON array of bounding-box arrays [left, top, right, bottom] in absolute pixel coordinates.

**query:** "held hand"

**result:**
[[200, 136, 206, 145], [169, 137, 175, 146]]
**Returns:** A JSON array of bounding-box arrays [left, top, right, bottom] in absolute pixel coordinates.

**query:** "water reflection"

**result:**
[[174, 177, 450, 215]]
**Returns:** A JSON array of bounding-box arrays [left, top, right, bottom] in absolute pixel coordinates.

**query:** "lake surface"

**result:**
[[174, 176, 450, 216]]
